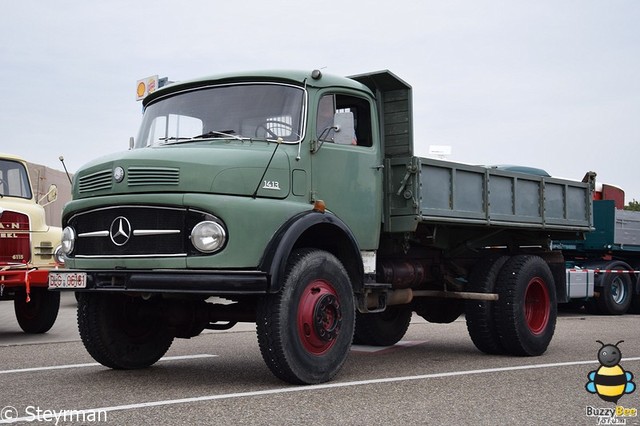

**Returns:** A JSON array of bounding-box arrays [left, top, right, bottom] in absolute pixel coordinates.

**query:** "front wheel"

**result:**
[[14, 289, 60, 334], [257, 249, 355, 384], [494, 255, 557, 356], [77, 293, 174, 369]]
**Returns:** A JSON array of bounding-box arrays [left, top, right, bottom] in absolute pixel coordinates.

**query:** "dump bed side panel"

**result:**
[[560, 200, 640, 252], [614, 209, 640, 247], [386, 157, 593, 236]]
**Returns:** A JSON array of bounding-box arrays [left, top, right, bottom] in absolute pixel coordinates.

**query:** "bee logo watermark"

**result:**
[[585, 340, 637, 425], [586, 341, 636, 403]]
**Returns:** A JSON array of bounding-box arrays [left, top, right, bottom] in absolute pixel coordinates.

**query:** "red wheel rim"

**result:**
[[297, 279, 342, 355], [524, 277, 550, 335]]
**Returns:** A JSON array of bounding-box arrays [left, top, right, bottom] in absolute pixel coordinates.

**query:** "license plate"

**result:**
[[48, 272, 87, 289]]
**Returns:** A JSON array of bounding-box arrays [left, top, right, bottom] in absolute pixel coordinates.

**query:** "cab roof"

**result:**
[[142, 69, 374, 106], [0, 152, 27, 163]]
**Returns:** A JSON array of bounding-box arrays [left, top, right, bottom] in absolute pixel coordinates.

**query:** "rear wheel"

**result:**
[[494, 255, 557, 356], [257, 249, 355, 384], [465, 255, 509, 355], [77, 293, 174, 369], [597, 266, 632, 315], [353, 305, 412, 346], [14, 289, 60, 334]]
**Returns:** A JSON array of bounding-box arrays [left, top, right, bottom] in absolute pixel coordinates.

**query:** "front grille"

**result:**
[[0, 210, 30, 264], [128, 166, 180, 186], [34, 241, 54, 260], [69, 206, 188, 257], [78, 169, 112, 193]]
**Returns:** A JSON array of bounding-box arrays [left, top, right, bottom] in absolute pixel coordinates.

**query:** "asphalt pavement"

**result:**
[[1, 293, 639, 425]]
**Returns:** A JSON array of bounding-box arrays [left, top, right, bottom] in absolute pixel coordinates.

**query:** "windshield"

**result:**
[[135, 83, 305, 148], [0, 159, 32, 199]]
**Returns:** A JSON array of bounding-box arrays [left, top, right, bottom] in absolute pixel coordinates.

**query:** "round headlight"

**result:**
[[190, 221, 226, 253], [61, 226, 76, 255], [54, 245, 65, 265]]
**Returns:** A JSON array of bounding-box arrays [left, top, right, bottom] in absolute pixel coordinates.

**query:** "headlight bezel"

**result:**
[[61, 226, 76, 255], [53, 244, 66, 265], [190, 219, 227, 253]]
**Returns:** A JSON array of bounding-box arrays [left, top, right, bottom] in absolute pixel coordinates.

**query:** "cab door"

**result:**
[[310, 92, 383, 250]]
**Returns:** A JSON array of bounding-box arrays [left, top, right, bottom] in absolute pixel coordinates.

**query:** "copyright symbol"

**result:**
[[0, 406, 18, 421]]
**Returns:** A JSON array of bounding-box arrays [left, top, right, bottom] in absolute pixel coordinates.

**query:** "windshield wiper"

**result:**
[[160, 131, 245, 146], [191, 130, 243, 140], [158, 136, 191, 142]]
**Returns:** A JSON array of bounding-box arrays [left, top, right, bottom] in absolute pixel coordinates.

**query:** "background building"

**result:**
[[26, 162, 72, 228]]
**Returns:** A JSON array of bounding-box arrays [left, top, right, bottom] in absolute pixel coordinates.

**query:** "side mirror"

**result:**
[[38, 184, 58, 206], [333, 112, 356, 145], [129, 136, 135, 150]]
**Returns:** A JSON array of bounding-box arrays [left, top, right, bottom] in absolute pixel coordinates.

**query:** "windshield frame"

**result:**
[[135, 82, 308, 148], [0, 159, 33, 200]]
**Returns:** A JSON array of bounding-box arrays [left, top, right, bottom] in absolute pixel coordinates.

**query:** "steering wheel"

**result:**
[[255, 120, 294, 139]]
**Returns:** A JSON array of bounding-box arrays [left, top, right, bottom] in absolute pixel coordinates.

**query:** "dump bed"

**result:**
[[385, 156, 593, 237], [557, 200, 640, 253]]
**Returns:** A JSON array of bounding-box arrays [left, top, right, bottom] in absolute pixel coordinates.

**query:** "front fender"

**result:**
[[260, 210, 363, 293]]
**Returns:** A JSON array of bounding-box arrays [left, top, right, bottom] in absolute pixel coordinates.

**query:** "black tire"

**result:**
[[14, 289, 60, 334], [257, 249, 355, 385], [353, 305, 412, 346], [596, 266, 633, 315], [77, 293, 174, 369], [465, 256, 509, 355], [494, 255, 557, 356]]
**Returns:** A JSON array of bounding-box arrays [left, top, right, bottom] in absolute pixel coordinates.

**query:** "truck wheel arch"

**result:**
[[260, 210, 363, 294]]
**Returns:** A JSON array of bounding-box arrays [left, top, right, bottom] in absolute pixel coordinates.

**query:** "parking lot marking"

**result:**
[[2, 356, 638, 424], [0, 354, 217, 375]]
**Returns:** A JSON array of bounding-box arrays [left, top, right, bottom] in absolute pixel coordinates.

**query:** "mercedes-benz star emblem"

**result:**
[[110, 216, 132, 246], [113, 166, 125, 183]]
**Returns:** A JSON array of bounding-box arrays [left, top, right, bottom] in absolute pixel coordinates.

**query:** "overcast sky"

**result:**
[[2, 1, 639, 200]]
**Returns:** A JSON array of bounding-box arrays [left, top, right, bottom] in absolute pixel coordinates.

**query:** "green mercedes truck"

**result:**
[[50, 70, 593, 384]]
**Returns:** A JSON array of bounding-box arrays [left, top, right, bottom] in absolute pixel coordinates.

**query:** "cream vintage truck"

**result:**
[[1, 152, 64, 333]]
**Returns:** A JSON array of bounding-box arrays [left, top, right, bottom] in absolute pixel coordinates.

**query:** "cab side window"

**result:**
[[316, 94, 372, 147]]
